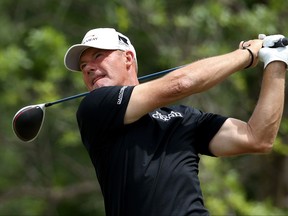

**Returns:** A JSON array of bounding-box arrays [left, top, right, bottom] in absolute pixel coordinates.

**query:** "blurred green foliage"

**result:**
[[0, 0, 288, 215]]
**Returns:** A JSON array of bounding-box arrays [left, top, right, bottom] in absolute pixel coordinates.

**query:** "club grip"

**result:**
[[271, 38, 288, 48]]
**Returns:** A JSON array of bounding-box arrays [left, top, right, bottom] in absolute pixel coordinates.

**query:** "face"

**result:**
[[79, 48, 137, 91]]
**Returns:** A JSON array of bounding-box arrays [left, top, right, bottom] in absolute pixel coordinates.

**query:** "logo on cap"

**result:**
[[118, 35, 129, 47], [83, 35, 98, 44]]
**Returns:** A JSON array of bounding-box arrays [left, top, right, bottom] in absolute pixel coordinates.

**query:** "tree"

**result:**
[[0, 0, 288, 215]]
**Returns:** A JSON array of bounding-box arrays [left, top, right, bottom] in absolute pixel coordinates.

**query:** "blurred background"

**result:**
[[1, 0, 288, 215]]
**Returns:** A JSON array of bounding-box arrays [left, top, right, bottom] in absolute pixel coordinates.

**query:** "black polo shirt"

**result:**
[[77, 86, 227, 216]]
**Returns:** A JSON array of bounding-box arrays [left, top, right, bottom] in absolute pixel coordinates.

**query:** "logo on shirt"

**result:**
[[152, 111, 183, 121], [117, 86, 128, 105]]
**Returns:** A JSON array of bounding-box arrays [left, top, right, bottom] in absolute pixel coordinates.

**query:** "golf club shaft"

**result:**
[[45, 65, 185, 107], [45, 92, 89, 107]]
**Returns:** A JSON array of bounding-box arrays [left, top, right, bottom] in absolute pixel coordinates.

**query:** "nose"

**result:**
[[84, 63, 96, 76]]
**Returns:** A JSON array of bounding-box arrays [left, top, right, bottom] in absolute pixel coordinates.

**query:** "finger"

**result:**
[[239, 41, 245, 49], [258, 34, 266, 40], [240, 41, 251, 49]]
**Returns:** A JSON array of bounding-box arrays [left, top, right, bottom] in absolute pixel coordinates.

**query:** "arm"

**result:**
[[125, 39, 262, 124], [209, 61, 286, 156]]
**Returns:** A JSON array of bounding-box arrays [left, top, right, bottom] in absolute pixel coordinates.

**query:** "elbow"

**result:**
[[167, 76, 191, 98], [250, 140, 274, 154], [168, 73, 203, 97], [246, 123, 277, 154]]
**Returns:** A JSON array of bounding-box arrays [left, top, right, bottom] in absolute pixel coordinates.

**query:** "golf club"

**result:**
[[12, 65, 184, 142]]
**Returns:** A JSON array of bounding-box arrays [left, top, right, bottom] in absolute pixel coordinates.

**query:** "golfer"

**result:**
[[64, 28, 287, 216]]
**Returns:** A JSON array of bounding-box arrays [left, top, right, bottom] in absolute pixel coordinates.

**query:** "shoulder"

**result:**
[[77, 86, 135, 124], [84, 86, 134, 101], [79, 86, 134, 109]]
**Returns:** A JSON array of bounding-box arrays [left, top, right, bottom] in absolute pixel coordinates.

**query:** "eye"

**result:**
[[79, 63, 87, 71], [93, 53, 102, 59]]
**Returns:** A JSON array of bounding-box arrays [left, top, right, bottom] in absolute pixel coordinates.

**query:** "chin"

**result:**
[[91, 82, 109, 90]]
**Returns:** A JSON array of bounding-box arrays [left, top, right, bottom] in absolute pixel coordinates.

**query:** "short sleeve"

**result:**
[[76, 86, 134, 150], [195, 111, 228, 156]]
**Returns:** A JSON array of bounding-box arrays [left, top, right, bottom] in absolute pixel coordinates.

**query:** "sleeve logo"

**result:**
[[117, 86, 128, 105]]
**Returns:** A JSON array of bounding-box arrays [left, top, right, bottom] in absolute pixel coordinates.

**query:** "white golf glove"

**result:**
[[258, 34, 288, 68], [259, 47, 288, 68], [258, 34, 285, 47]]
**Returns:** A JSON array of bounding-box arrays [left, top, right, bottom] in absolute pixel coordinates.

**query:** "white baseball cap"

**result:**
[[64, 28, 137, 72]]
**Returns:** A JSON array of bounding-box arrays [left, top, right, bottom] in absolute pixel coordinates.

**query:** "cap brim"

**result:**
[[64, 44, 93, 72], [64, 43, 123, 72]]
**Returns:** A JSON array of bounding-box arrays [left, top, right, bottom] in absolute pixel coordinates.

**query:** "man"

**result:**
[[64, 28, 287, 215]]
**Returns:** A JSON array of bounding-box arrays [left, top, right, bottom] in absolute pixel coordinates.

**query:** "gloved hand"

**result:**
[[258, 34, 285, 47], [259, 46, 288, 68]]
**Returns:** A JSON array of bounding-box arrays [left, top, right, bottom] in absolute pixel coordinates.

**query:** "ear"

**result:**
[[125, 50, 135, 67]]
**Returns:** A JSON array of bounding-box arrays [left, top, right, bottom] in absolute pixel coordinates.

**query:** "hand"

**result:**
[[259, 46, 288, 68], [239, 39, 263, 68], [258, 34, 285, 47]]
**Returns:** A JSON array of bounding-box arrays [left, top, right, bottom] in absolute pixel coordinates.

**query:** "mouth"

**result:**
[[92, 75, 106, 86]]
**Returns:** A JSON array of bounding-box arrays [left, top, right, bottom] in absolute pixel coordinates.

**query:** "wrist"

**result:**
[[237, 48, 254, 69], [243, 48, 254, 69], [265, 61, 287, 71]]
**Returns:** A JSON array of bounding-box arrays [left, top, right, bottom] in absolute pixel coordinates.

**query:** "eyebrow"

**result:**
[[79, 49, 100, 64]]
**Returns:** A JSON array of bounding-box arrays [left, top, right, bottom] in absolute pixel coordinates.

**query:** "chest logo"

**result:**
[[152, 111, 183, 121]]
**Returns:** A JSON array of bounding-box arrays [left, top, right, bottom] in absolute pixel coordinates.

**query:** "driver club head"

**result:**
[[12, 104, 46, 142]]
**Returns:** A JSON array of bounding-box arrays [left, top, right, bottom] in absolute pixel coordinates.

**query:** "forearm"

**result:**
[[165, 49, 252, 98], [248, 62, 286, 151]]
